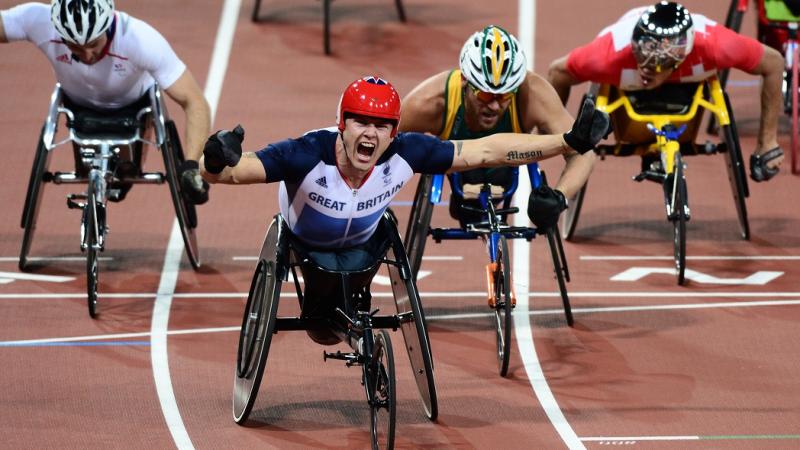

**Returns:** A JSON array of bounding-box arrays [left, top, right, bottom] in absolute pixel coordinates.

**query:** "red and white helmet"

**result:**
[[51, 0, 115, 46], [337, 76, 401, 137]]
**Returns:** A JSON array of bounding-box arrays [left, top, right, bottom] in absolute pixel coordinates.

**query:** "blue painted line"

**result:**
[[0, 341, 151, 347]]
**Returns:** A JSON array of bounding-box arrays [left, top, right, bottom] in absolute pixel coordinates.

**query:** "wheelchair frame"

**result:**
[[233, 212, 437, 449], [403, 163, 573, 377], [19, 83, 201, 317], [561, 78, 750, 285]]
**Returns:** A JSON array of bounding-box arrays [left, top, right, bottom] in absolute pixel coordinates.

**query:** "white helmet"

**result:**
[[51, 0, 115, 46], [459, 25, 527, 94]]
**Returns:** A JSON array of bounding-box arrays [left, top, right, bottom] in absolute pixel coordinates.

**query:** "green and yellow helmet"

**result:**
[[459, 25, 527, 94]]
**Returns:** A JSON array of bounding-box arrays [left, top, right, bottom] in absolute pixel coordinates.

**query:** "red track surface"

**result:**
[[1, 0, 799, 448]]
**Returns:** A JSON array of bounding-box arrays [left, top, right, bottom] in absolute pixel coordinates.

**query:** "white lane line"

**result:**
[[517, 2, 582, 449], [581, 436, 700, 442], [5, 298, 800, 347], [0, 256, 114, 262], [0, 272, 74, 282], [4, 291, 800, 300], [150, 1, 241, 449], [232, 255, 463, 261], [581, 255, 800, 261]]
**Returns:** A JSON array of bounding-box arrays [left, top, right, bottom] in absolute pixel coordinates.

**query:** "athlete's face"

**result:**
[[64, 34, 108, 65], [341, 114, 395, 172], [462, 80, 514, 131]]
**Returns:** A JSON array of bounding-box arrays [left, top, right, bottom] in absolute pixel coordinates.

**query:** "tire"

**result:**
[[670, 153, 687, 286], [369, 330, 396, 450], [233, 220, 283, 424], [560, 182, 586, 241], [86, 179, 100, 318], [494, 235, 513, 377], [721, 93, 750, 240], [791, 44, 799, 174], [546, 229, 574, 326], [403, 174, 434, 281], [161, 120, 201, 269], [19, 126, 50, 271]]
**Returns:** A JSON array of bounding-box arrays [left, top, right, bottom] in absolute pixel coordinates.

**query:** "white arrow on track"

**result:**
[[611, 267, 783, 285], [0, 271, 75, 285]]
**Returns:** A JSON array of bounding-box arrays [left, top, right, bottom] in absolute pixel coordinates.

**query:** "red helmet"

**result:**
[[337, 76, 401, 137]]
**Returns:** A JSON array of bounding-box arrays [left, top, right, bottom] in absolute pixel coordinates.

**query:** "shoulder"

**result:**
[[399, 70, 450, 133], [1, 2, 53, 42], [515, 71, 572, 133]]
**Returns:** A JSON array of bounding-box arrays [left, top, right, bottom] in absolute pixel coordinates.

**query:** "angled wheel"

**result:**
[[669, 153, 687, 285], [403, 174, 434, 280], [546, 229, 574, 326], [19, 126, 51, 271], [161, 120, 201, 269], [368, 330, 396, 450], [560, 182, 586, 241], [721, 92, 750, 240], [386, 217, 437, 421], [791, 44, 799, 174], [233, 218, 284, 424], [85, 178, 101, 318], [493, 235, 513, 377]]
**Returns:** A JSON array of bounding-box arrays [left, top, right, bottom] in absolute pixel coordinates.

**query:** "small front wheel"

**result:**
[[669, 153, 687, 285], [85, 179, 101, 318], [369, 330, 396, 450], [493, 235, 513, 377]]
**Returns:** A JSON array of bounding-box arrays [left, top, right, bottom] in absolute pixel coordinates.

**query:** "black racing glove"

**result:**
[[563, 97, 610, 154], [203, 125, 245, 174], [178, 160, 210, 205], [527, 186, 568, 231]]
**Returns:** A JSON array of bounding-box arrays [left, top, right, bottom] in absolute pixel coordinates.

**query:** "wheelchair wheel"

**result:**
[[368, 330, 396, 450], [403, 174, 434, 280], [560, 182, 586, 241], [721, 93, 750, 240], [161, 120, 201, 269], [493, 235, 513, 377], [791, 44, 799, 174], [85, 180, 100, 318], [546, 229, 574, 326], [670, 153, 687, 286], [233, 219, 284, 424], [19, 126, 50, 271], [386, 244, 438, 421]]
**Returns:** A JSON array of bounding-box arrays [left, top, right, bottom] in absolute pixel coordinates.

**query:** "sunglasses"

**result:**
[[467, 83, 516, 103]]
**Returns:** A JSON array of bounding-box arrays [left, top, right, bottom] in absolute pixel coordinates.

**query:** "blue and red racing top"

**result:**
[[256, 128, 454, 248]]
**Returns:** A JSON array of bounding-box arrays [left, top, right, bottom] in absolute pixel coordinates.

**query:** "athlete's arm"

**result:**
[[447, 133, 569, 173], [547, 55, 580, 105], [518, 73, 595, 198], [749, 45, 784, 153], [201, 152, 267, 184], [399, 71, 448, 134], [164, 70, 211, 162]]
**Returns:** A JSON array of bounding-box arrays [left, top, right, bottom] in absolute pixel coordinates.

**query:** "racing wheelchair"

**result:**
[[19, 83, 201, 318], [561, 77, 750, 285], [403, 163, 573, 377], [722, 0, 800, 174], [233, 212, 437, 450]]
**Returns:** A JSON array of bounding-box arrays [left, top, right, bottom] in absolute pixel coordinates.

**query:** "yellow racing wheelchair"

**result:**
[[561, 77, 750, 284]]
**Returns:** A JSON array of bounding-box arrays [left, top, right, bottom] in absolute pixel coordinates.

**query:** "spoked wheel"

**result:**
[[367, 330, 396, 450], [161, 120, 201, 269], [560, 182, 586, 241], [493, 235, 513, 377], [669, 153, 687, 286], [403, 174, 434, 280], [19, 126, 50, 271], [721, 92, 750, 240], [85, 179, 101, 318], [791, 44, 799, 174], [546, 229, 574, 326], [385, 214, 437, 421], [233, 219, 284, 424]]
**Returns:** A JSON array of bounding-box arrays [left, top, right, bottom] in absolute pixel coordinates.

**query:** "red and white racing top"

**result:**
[[1, 3, 186, 109], [566, 7, 764, 90]]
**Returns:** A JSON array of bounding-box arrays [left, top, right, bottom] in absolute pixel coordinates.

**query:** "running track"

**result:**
[[1, 0, 799, 448]]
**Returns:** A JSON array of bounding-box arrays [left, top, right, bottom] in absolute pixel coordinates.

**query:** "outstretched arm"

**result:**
[[547, 55, 580, 105], [164, 70, 211, 161], [199, 126, 268, 184], [750, 45, 784, 153]]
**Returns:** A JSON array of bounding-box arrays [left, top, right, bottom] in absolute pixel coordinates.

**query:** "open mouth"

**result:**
[[356, 142, 375, 162]]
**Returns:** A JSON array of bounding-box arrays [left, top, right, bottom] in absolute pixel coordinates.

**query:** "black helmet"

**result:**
[[631, 2, 694, 72]]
